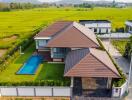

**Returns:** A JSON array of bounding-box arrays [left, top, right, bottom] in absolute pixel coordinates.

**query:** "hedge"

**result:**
[[97, 37, 126, 87], [124, 36, 132, 60], [0, 80, 70, 86], [0, 26, 43, 72]]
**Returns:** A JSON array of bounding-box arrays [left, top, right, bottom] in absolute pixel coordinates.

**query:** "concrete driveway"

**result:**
[[102, 40, 131, 83], [101, 40, 132, 100]]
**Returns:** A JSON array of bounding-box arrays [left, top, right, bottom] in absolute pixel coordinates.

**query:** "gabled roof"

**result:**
[[35, 21, 73, 38], [46, 22, 100, 48], [64, 48, 121, 78]]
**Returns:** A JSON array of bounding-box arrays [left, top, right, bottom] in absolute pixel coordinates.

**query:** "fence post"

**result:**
[[34, 87, 36, 96], [0, 87, 1, 96], [52, 87, 54, 96], [16, 87, 19, 96]]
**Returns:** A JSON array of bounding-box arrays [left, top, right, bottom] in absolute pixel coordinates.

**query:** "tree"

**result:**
[[124, 36, 132, 60]]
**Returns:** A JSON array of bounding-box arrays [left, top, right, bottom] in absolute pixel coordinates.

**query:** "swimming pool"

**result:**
[[17, 55, 43, 75]]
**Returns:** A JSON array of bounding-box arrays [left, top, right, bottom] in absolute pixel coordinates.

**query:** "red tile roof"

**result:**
[[64, 48, 121, 78], [35, 21, 73, 37], [46, 22, 100, 48]]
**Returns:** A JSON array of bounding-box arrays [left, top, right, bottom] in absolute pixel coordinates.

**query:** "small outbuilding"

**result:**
[[79, 20, 111, 34]]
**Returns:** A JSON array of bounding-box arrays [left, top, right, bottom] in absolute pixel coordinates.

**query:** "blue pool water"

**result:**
[[17, 55, 43, 75]]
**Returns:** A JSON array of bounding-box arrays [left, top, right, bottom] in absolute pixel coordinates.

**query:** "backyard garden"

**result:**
[[0, 43, 70, 86]]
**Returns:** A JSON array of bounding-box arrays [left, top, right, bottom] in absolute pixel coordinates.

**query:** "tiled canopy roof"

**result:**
[[46, 22, 100, 48], [64, 48, 121, 78]]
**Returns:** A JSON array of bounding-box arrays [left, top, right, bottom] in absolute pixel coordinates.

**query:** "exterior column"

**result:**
[[107, 78, 112, 89], [35, 40, 38, 49], [70, 77, 74, 99], [71, 77, 74, 88]]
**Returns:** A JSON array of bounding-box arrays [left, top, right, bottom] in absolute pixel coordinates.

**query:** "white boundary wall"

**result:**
[[112, 81, 128, 98], [0, 86, 71, 97]]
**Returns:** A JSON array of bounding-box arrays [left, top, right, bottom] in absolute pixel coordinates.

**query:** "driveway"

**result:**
[[102, 40, 132, 100], [102, 40, 131, 83]]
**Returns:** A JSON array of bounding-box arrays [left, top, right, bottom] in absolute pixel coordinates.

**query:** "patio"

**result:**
[[73, 77, 112, 97]]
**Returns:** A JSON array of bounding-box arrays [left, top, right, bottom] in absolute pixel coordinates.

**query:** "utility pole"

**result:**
[[127, 53, 132, 92]]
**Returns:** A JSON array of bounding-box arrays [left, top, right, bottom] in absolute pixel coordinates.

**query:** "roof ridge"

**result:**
[[72, 22, 99, 47], [51, 21, 73, 37], [89, 48, 120, 78]]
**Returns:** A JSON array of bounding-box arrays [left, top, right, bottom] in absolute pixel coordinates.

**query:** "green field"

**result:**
[[112, 40, 128, 55], [0, 7, 132, 51]]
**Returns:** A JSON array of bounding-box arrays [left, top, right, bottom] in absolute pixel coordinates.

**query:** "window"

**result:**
[[94, 28, 97, 32]]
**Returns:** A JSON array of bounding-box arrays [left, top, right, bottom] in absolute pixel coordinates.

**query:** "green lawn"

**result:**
[[111, 40, 128, 55], [0, 43, 67, 82], [36, 63, 67, 81]]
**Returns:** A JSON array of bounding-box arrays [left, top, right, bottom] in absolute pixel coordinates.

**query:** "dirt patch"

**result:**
[[2, 35, 18, 41], [0, 49, 7, 57], [0, 97, 70, 100]]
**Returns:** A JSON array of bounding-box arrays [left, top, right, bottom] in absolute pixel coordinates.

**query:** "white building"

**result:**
[[79, 20, 111, 34], [125, 20, 132, 33]]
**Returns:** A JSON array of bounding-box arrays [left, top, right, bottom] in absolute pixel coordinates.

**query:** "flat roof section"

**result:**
[[79, 20, 111, 23]]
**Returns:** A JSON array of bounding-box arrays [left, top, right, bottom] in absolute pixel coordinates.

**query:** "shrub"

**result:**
[[0, 80, 71, 86], [124, 36, 132, 60]]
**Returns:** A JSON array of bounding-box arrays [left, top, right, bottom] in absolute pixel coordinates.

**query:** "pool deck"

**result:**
[[35, 51, 53, 62]]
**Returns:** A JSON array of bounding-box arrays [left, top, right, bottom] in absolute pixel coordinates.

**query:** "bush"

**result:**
[[0, 80, 71, 86], [124, 36, 132, 60]]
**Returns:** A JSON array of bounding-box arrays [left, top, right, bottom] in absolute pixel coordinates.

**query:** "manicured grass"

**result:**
[[36, 63, 67, 81], [111, 40, 128, 55]]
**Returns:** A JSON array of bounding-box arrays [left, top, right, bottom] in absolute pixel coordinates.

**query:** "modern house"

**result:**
[[34, 21, 121, 97], [79, 20, 111, 34], [125, 20, 132, 33]]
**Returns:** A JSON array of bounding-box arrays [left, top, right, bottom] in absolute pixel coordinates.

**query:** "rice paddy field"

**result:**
[[0, 7, 132, 55]]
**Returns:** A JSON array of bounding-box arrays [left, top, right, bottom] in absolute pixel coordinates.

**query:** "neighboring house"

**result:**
[[34, 21, 121, 97], [79, 20, 111, 34], [116, 3, 127, 8], [125, 20, 132, 33]]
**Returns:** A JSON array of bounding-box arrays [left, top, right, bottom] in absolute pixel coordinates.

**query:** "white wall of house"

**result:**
[[34, 37, 51, 50], [84, 23, 111, 34]]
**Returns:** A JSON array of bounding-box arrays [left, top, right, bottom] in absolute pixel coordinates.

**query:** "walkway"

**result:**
[[98, 33, 131, 39]]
